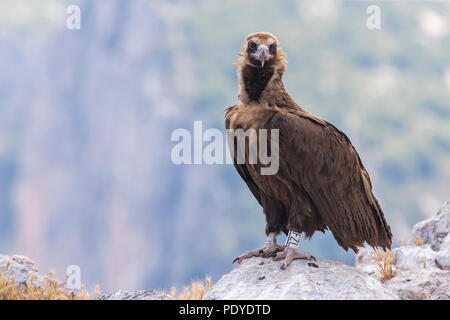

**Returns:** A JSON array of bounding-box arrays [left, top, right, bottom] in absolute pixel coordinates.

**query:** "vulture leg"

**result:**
[[232, 232, 284, 264], [271, 230, 316, 270]]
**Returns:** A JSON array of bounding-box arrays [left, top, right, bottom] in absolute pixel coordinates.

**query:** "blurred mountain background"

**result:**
[[0, 0, 449, 292]]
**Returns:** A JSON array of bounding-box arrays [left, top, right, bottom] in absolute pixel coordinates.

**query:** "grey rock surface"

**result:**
[[412, 200, 450, 250], [96, 290, 174, 300], [431, 281, 450, 300], [393, 245, 440, 270], [355, 201, 450, 300], [357, 244, 448, 272], [0, 254, 44, 291], [435, 234, 450, 270], [382, 269, 449, 300], [203, 257, 399, 300], [206, 200, 450, 300]]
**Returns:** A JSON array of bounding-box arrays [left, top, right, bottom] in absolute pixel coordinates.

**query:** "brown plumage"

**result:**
[[226, 32, 392, 267]]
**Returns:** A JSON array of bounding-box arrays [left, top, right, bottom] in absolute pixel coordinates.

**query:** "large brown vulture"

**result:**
[[225, 32, 392, 269]]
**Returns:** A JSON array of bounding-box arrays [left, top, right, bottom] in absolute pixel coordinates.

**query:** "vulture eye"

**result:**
[[247, 40, 257, 51], [270, 43, 277, 54]]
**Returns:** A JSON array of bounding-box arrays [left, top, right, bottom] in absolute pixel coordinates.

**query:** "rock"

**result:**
[[354, 247, 380, 276], [435, 234, 450, 270], [97, 290, 173, 300], [435, 250, 450, 270], [356, 245, 443, 271], [355, 200, 450, 300], [203, 257, 399, 300], [382, 269, 449, 300], [393, 245, 440, 270], [206, 200, 450, 300], [0, 254, 44, 291], [412, 200, 450, 250], [431, 281, 450, 300], [441, 234, 450, 250]]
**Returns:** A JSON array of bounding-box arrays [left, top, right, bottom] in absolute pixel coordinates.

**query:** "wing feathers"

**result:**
[[270, 110, 392, 251]]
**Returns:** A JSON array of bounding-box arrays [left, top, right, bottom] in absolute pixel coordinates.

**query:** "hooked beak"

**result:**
[[252, 44, 272, 68]]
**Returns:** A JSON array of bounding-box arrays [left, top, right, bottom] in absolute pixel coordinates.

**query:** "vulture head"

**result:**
[[235, 32, 288, 104], [237, 32, 287, 73]]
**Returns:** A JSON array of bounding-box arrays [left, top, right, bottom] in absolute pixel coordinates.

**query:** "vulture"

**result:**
[[225, 32, 392, 269]]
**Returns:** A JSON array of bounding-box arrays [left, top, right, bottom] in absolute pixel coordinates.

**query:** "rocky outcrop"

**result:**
[[97, 290, 173, 300], [412, 200, 450, 250], [203, 257, 399, 300], [355, 201, 450, 300], [380, 269, 448, 300], [205, 201, 450, 300], [0, 254, 46, 291]]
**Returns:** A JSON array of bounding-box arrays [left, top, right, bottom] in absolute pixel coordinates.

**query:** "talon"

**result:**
[[272, 251, 286, 261], [233, 241, 284, 264], [274, 246, 316, 270], [308, 262, 319, 268], [311, 255, 316, 261]]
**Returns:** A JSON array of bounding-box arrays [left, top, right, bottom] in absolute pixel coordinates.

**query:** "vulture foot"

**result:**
[[272, 247, 316, 270], [232, 242, 284, 264]]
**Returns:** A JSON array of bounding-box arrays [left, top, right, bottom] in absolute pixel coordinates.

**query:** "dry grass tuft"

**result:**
[[377, 249, 398, 283], [170, 276, 211, 300], [0, 261, 99, 300], [414, 236, 425, 247]]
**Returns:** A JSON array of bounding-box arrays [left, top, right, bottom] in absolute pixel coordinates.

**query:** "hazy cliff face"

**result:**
[[0, 0, 449, 292]]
